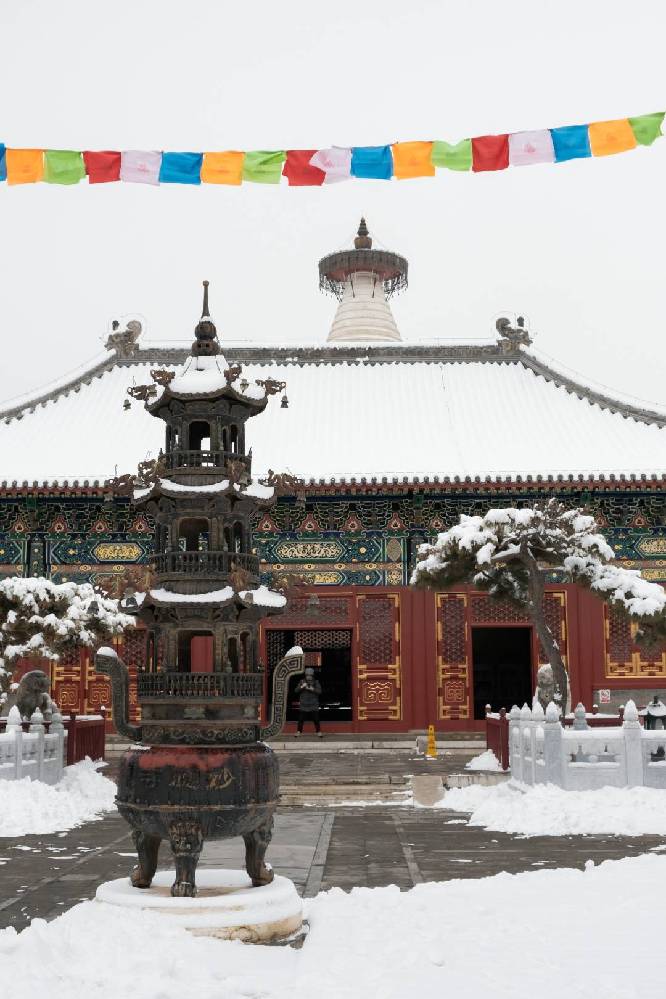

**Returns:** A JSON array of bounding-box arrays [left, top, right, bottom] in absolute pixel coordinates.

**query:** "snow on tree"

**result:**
[[411, 499, 666, 711], [0, 576, 133, 695]]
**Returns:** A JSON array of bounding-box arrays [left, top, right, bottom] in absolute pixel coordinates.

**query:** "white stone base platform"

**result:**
[[96, 869, 303, 944]]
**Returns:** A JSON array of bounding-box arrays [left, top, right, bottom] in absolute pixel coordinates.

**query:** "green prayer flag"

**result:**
[[628, 112, 665, 146], [431, 139, 472, 171], [44, 149, 86, 185], [242, 150, 286, 184]]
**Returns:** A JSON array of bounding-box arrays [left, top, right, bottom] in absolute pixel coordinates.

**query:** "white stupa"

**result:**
[[319, 218, 408, 343]]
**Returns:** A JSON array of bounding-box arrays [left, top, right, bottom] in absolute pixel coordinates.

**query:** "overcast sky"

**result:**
[[0, 0, 664, 410]]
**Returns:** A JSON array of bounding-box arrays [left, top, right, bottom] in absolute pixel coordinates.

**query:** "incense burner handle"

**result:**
[[95, 647, 143, 742], [259, 649, 305, 741]]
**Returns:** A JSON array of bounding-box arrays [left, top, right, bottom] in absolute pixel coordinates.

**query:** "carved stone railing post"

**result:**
[[543, 702, 564, 787]]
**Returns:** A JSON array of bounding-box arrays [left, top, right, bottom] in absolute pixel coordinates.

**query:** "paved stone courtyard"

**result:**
[[2, 751, 664, 932]]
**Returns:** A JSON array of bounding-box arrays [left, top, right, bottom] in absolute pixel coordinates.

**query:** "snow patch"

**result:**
[[1, 855, 666, 998], [442, 780, 666, 836], [0, 760, 116, 836], [465, 749, 504, 772]]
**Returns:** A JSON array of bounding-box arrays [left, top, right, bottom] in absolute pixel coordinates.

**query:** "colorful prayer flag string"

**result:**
[[0, 111, 663, 189]]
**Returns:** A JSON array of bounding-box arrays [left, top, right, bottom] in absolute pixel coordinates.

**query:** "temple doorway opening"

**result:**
[[471, 626, 533, 719], [266, 629, 353, 724]]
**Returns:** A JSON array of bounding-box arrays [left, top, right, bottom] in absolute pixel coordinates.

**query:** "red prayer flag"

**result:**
[[471, 134, 509, 172], [283, 150, 326, 186], [83, 150, 121, 184]]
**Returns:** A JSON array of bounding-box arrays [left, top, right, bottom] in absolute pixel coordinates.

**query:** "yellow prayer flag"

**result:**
[[6, 148, 44, 184], [200, 151, 245, 185], [391, 141, 435, 179], [588, 119, 637, 157]]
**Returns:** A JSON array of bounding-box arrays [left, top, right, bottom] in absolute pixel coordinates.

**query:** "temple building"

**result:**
[[0, 220, 665, 732]]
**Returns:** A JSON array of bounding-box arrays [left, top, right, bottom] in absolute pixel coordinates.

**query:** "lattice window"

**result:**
[[441, 597, 467, 665], [122, 628, 148, 669], [358, 597, 394, 666], [266, 631, 287, 668], [279, 597, 351, 626], [294, 629, 352, 650]]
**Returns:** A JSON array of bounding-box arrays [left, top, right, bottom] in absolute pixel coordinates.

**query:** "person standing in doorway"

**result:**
[[295, 667, 323, 738]]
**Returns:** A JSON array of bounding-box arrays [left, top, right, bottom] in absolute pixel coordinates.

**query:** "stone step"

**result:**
[[103, 739, 485, 758]]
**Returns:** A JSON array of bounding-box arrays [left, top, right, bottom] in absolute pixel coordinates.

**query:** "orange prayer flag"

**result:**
[[588, 119, 637, 157], [6, 148, 44, 184], [391, 141, 435, 179], [200, 151, 245, 185]]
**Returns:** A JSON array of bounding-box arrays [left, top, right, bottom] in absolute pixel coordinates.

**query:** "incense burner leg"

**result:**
[[168, 820, 204, 898], [130, 829, 162, 889], [244, 816, 275, 887]]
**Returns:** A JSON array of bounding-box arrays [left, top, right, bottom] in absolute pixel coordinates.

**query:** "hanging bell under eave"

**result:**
[[281, 394, 289, 409]]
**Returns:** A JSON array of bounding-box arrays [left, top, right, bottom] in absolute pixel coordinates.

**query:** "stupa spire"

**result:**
[[318, 219, 408, 343]]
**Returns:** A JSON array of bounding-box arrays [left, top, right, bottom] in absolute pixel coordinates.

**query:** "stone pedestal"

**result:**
[[96, 869, 303, 943]]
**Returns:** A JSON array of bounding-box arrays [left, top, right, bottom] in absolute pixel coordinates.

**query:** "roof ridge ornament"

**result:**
[[192, 279, 220, 357], [496, 314, 533, 349]]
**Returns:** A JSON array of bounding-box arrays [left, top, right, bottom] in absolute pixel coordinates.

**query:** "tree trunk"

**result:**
[[524, 550, 569, 713]]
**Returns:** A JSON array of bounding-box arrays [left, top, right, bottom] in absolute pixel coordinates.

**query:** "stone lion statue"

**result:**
[[534, 664, 555, 712], [14, 670, 53, 720]]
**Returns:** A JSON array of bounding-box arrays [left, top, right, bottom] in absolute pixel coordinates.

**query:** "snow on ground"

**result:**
[[0, 760, 116, 837], [442, 780, 666, 837], [1, 853, 664, 999], [464, 748, 503, 771]]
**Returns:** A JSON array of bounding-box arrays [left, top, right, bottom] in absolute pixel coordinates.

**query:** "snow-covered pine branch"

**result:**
[[0, 576, 134, 681], [411, 499, 666, 709]]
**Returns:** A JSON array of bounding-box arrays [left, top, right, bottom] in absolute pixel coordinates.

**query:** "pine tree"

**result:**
[[412, 499, 666, 711], [0, 576, 132, 698]]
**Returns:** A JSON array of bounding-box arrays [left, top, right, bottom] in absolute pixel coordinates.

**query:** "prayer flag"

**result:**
[[120, 150, 162, 185], [550, 125, 591, 162], [242, 150, 286, 184], [0, 144, 6, 182], [391, 141, 435, 179], [628, 111, 665, 146], [83, 151, 121, 183], [351, 145, 393, 180], [283, 150, 326, 186], [200, 151, 244, 185], [6, 148, 44, 185], [508, 129, 554, 167], [159, 152, 203, 185], [431, 139, 472, 171], [471, 135, 509, 172], [309, 147, 351, 183], [588, 119, 636, 157], [43, 150, 86, 185]]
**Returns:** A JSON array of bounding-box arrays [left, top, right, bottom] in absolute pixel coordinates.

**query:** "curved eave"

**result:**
[[140, 591, 285, 613], [133, 480, 275, 506], [147, 384, 268, 416]]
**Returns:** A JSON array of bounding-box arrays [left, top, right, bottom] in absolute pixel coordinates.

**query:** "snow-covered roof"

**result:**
[[0, 342, 664, 486], [143, 584, 286, 610], [133, 478, 275, 503]]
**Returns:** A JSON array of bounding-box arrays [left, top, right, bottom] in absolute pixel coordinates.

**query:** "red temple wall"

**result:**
[[17, 583, 665, 734]]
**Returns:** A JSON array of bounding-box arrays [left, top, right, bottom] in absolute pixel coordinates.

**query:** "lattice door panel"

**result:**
[[605, 606, 666, 678], [437, 593, 469, 720], [356, 594, 401, 721]]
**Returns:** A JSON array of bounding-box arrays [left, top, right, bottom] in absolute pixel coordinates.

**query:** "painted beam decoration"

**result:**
[[0, 112, 663, 189]]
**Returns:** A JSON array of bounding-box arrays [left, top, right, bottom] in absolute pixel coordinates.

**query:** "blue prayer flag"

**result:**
[[159, 152, 203, 185], [550, 125, 591, 163], [351, 145, 393, 180], [0, 144, 6, 182]]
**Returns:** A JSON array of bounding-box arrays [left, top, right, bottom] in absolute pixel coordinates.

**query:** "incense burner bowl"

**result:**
[[96, 648, 303, 898]]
